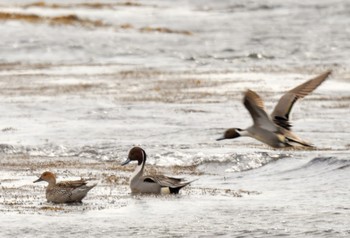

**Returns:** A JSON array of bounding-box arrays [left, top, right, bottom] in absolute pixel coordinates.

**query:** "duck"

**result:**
[[217, 70, 332, 148], [33, 171, 96, 203], [121, 147, 195, 194]]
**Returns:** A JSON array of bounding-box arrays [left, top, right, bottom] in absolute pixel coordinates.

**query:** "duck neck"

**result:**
[[47, 177, 56, 188], [238, 128, 250, 137], [131, 151, 146, 182]]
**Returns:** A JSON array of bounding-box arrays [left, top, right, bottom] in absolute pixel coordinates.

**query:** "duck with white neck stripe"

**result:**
[[121, 147, 195, 194], [217, 70, 332, 148]]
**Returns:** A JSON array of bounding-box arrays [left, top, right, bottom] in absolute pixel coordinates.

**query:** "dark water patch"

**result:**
[[301, 229, 344, 237], [0, 144, 15, 153], [199, 3, 282, 13], [336, 164, 350, 170]]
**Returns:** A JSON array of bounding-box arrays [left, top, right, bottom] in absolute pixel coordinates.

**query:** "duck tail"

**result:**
[[286, 137, 315, 148], [169, 179, 198, 194]]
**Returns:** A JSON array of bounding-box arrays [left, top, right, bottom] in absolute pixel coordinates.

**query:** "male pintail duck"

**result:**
[[33, 171, 96, 203], [217, 70, 332, 148], [121, 147, 195, 194]]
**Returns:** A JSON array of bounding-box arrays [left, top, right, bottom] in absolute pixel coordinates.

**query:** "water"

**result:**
[[0, 0, 349, 237]]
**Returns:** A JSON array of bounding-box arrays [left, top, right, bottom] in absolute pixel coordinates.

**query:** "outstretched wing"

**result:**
[[271, 70, 331, 130], [243, 89, 277, 132]]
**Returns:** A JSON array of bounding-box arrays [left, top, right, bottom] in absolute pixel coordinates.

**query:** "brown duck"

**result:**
[[33, 171, 96, 203]]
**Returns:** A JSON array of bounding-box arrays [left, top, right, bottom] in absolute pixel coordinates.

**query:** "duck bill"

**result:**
[[121, 158, 131, 166], [216, 137, 226, 141], [33, 178, 43, 183]]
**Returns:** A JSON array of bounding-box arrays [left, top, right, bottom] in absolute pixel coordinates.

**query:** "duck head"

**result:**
[[33, 171, 56, 185], [121, 146, 147, 166], [217, 128, 242, 141]]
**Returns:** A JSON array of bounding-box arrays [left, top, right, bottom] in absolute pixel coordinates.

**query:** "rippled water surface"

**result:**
[[0, 0, 349, 237]]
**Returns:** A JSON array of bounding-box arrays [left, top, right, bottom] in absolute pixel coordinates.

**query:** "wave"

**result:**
[[196, 152, 291, 172], [4, 143, 347, 174], [0, 143, 292, 172], [279, 156, 350, 177], [302, 156, 350, 170], [0, 143, 115, 159]]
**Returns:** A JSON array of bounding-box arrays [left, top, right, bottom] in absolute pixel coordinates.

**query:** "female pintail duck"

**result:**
[[217, 70, 332, 148], [33, 171, 96, 203], [121, 147, 195, 194]]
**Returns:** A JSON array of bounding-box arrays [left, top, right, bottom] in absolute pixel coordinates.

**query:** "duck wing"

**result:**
[[244, 89, 277, 132], [282, 128, 314, 147], [56, 179, 87, 188], [271, 70, 331, 130], [143, 175, 190, 188]]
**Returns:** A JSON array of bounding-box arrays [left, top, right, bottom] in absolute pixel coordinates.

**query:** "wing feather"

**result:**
[[244, 90, 277, 132], [56, 179, 87, 188], [143, 175, 188, 188], [271, 70, 331, 130]]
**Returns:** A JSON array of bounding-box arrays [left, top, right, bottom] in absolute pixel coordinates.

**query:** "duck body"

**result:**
[[130, 173, 190, 194], [245, 126, 288, 148], [122, 147, 194, 195], [245, 125, 311, 148], [34, 171, 96, 203]]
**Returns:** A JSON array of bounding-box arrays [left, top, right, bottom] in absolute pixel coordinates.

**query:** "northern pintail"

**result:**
[[33, 171, 96, 203], [121, 147, 195, 194], [217, 70, 332, 148]]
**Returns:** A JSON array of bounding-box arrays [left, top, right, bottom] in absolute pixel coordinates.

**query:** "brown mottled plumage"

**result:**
[[217, 70, 332, 148], [121, 147, 195, 194], [33, 171, 96, 203]]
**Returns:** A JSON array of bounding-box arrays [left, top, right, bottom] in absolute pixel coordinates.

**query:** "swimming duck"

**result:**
[[33, 171, 96, 203], [121, 147, 194, 194], [217, 70, 332, 148]]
